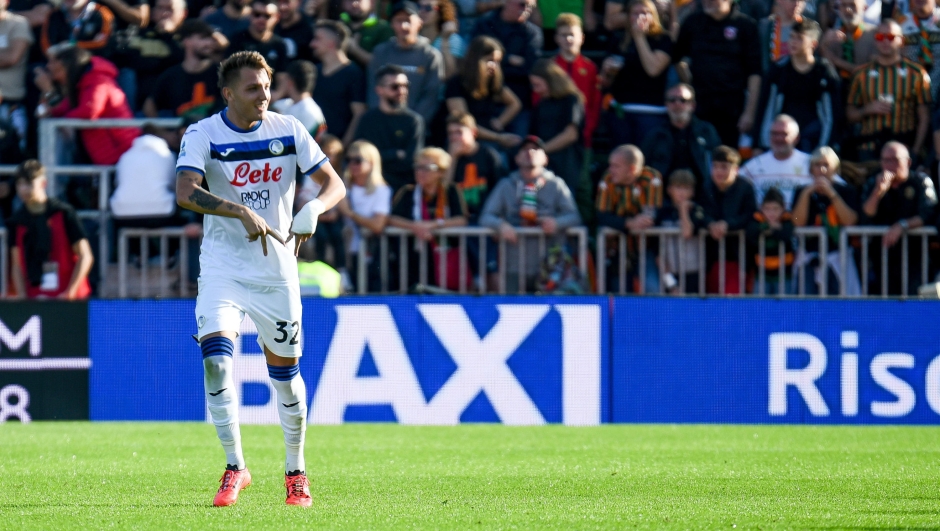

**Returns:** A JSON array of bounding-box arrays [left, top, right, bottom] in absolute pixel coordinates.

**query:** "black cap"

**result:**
[[390, 1, 419, 17], [520, 135, 546, 150]]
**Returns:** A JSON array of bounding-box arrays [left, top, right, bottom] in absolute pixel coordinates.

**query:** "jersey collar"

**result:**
[[221, 107, 263, 133]]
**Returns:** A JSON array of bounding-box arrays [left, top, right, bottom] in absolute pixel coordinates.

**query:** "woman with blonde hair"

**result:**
[[528, 58, 585, 194], [388, 147, 469, 290], [791, 146, 861, 295], [445, 36, 522, 150], [600, 0, 673, 147], [335, 140, 392, 292]]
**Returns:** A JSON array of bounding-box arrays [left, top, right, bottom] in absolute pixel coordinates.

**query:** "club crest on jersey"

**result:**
[[269, 139, 285, 155]]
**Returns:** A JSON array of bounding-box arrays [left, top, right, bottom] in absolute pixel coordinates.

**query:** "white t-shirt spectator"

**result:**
[[111, 134, 177, 218], [272, 97, 327, 141], [740, 150, 812, 208], [346, 183, 391, 253]]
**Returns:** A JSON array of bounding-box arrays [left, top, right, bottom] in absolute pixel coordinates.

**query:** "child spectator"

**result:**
[[8, 160, 94, 300], [747, 187, 796, 295], [550, 13, 601, 148], [655, 169, 709, 294]]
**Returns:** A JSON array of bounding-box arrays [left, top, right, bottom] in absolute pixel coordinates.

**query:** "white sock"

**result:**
[[202, 337, 245, 470], [267, 364, 307, 474]]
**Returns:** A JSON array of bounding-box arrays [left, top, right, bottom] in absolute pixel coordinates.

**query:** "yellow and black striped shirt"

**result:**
[[847, 58, 932, 138], [595, 166, 664, 217]]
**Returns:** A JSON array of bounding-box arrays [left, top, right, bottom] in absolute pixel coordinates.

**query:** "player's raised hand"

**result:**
[[286, 198, 325, 256], [240, 208, 285, 256], [285, 220, 313, 257]]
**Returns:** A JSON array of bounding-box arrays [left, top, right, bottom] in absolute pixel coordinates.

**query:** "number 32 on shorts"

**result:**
[[274, 321, 300, 345]]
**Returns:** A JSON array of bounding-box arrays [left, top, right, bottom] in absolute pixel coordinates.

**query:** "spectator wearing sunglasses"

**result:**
[[846, 19, 932, 161], [641, 83, 722, 202], [228, 0, 289, 73], [334, 140, 392, 292], [418, 0, 466, 79], [368, 1, 445, 126], [354, 64, 425, 191]]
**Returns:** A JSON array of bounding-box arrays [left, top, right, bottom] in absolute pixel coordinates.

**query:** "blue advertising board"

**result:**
[[612, 298, 940, 424], [90, 297, 610, 425]]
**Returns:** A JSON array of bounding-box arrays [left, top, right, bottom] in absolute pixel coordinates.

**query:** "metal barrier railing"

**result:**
[[600, 225, 937, 298], [37, 118, 182, 289], [839, 226, 937, 298], [117, 227, 199, 298], [597, 226, 749, 295], [358, 226, 589, 294]]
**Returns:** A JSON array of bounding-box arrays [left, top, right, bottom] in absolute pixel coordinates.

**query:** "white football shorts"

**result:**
[[195, 275, 303, 358]]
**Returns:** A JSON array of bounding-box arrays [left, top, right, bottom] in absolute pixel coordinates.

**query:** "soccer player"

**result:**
[[175, 51, 346, 508]]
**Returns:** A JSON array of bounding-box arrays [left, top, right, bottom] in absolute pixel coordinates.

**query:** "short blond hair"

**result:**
[[555, 12, 582, 30], [810, 146, 840, 173]]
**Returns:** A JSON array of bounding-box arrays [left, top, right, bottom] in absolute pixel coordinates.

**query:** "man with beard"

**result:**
[[144, 19, 226, 118], [819, 0, 876, 88], [367, 1, 443, 125], [641, 84, 722, 202], [341, 0, 394, 67], [275, 0, 315, 62], [672, 0, 762, 147], [353, 64, 425, 191], [229, 0, 289, 73]]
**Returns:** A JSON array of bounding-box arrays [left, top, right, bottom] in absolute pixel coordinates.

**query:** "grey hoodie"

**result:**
[[367, 36, 444, 125], [480, 169, 582, 276]]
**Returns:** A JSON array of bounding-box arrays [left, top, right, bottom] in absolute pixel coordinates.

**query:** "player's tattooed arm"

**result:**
[[176, 169, 286, 256], [176, 170, 240, 217]]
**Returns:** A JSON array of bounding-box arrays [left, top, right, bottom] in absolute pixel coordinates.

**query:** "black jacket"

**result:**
[[641, 117, 722, 199]]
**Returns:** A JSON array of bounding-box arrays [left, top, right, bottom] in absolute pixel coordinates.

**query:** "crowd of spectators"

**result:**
[[5, 0, 940, 297]]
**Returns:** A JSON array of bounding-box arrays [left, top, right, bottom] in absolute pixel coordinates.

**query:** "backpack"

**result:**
[[537, 245, 587, 294]]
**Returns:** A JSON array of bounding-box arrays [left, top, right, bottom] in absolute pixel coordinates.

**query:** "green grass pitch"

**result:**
[[1, 423, 939, 530]]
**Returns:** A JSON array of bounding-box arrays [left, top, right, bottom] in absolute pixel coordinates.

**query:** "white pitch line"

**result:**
[[0, 358, 91, 371]]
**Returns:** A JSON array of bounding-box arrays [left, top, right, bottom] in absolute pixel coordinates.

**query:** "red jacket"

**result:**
[[533, 54, 601, 148], [51, 57, 139, 165]]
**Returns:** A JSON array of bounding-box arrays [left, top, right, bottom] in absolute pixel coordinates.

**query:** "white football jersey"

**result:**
[[177, 109, 327, 286]]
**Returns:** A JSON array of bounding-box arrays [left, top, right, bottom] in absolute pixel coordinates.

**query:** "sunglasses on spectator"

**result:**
[[346, 156, 365, 164], [385, 82, 409, 90], [874, 32, 901, 42], [252, 11, 273, 19], [414, 164, 440, 171], [666, 96, 692, 104]]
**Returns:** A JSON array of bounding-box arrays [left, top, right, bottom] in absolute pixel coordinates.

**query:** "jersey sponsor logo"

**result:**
[[231, 162, 283, 187], [241, 189, 271, 210], [221, 147, 236, 157]]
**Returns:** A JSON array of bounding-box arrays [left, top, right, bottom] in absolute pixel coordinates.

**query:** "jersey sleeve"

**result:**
[[294, 117, 328, 176], [175, 124, 211, 176]]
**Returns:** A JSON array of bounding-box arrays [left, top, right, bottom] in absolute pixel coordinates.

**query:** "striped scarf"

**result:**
[[519, 177, 544, 226], [915, 15, 934, 68]]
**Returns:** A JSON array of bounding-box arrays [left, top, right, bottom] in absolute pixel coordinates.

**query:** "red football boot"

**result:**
[[284, 472, 312, 507], [213, 468, 251, 507]]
